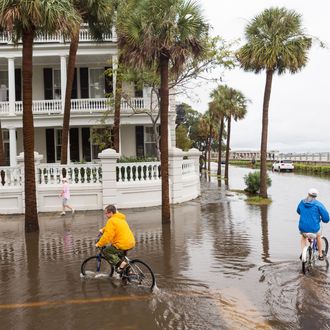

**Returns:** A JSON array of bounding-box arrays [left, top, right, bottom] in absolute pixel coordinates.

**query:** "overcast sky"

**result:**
[[178, 0, 330, 153]]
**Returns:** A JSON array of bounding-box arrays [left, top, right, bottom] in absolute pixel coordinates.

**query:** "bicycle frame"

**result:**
[[301, 233, 318, 263]]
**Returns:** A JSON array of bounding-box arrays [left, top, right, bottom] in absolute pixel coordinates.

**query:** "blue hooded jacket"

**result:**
[[297, 198, 329, 233]]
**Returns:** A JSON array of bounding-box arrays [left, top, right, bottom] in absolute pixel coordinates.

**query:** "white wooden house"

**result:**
[[0, 26, 200, 214]]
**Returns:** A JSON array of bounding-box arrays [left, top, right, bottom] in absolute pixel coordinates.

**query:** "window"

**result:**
[[89, 68, 105, 98], [144, 127, 157, 157], [0, 71, 8, 102]]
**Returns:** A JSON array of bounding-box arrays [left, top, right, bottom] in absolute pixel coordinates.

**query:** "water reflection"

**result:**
[[260, 205, 270, 263], [1, 166, 330, 328]]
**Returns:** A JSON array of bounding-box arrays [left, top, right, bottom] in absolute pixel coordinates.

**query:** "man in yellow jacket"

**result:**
[[95, 204, 135, 272]]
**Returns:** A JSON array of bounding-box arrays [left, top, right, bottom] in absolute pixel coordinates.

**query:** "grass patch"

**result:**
[[246, 196, 272, 205]]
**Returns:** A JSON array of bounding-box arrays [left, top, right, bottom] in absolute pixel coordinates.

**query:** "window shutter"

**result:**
[[46, 129, 55, 163], [135, 126, 144, 157], [15, 68, 22, 101], [43, 68, 53, 100], [80, 68, 89, 98]]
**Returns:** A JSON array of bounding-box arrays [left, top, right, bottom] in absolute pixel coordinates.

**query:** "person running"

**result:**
[[95, 204, 136, 272], [59, 178, 75, 216], [297, 188, 329, 260]]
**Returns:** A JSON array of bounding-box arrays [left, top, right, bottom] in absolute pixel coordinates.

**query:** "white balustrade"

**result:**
[[182, 160, 195, 176], [0, 102, 10, 115], [71, 98, 110, 113], [120, 98, 145, 111], [0, 166, 22, 187], [117, 162, 161, 182], [37, 164, 102, 185], [0, 25, 113, 44], [3, 97, 150, 117]]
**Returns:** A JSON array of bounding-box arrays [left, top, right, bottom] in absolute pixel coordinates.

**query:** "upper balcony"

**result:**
[[0, 97, 146, 117], [0, 24, 116, 45]]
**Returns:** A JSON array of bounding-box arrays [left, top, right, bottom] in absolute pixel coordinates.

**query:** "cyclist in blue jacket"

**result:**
[[297, 188, 330, 260]]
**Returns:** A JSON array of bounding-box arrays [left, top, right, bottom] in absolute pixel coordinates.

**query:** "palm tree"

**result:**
[[223, 88, 247, 181], [117, 0, 208, 223], [210, 86, 228, 177], [236, 7, 311, 198], [60, 0, 114, 164], [0, 0, 80, 231]]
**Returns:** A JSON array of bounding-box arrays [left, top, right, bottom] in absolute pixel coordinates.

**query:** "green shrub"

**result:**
[[244, 171, 272, 194], [118, 156, 158, 163]]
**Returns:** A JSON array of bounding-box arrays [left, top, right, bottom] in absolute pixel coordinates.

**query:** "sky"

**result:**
[[178, 0, 330, 153]]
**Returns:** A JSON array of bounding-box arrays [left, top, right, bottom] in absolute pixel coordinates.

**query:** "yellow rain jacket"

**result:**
[[96, 212, 135, 250]]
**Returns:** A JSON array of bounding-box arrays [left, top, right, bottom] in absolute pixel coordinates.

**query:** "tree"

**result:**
[[60, 0, 114, 164], [210, 86, 228, 177], [236, 7, 311, 198], [175, 103, 203, 149], [176, 125, 192, 151], [0, 0, 80, 231], [117, 0, 208, 223], [223, 87, 247, 181]]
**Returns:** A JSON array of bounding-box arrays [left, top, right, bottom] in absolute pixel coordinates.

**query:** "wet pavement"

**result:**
[[1, 165, 330, 329]]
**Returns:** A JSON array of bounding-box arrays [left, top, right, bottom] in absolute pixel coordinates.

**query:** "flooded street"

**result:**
[[1, 165, 330, 329]]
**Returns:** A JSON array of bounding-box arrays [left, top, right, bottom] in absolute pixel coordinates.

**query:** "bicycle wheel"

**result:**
[[302, 246, 312, 274], [124, 259, 155, 290], [321, 237, 329, 257], [81, 255, 114, 277]]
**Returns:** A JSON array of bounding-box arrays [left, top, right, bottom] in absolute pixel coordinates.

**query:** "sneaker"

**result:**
[[72, 209, 75, 215], [60, 212, 65, 216], [318, 255, 324, 261], [116, 267, 124, 274]]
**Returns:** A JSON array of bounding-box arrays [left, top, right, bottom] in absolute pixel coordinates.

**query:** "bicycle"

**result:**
[[301, 233, 329, 274], [81, 247, 156, 291]]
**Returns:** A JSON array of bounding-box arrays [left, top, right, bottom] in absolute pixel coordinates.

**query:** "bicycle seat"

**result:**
[[302, 232, 317, 239]]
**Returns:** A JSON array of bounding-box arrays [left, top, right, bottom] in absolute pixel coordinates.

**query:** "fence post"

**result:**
[[169, 147, 183, 204], [187, 148, 202, 196], [98, 148, 119, 208]]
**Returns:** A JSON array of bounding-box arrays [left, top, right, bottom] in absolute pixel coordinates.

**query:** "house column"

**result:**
[[60, 55, 67, 113], [98, 148, 119, 207], [8, 57, 16, 116], [9, 127, 17, 166]]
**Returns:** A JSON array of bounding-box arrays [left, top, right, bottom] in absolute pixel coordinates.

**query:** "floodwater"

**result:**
[[1, 165, 330, 329]]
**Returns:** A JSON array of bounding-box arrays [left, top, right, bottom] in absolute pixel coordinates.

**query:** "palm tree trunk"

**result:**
[[113, 58, 122, 153], [159, 54, 170, 223], [217, 116, 224, 176], [207, 133, 211, 175], [22, 30, 39, 232], [61, 31, 79, 165], [259, 70, 273, 198], [224, 116, 231, 180], [0, 120, 5, 166]]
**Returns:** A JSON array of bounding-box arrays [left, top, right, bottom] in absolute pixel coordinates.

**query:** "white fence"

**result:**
[[277, 153, 330, 163], [0, 148, 201, 214]]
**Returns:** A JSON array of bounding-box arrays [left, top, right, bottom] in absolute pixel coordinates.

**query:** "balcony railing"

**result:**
[[0, 98, 147, 116], [0, 25, 114, 44]]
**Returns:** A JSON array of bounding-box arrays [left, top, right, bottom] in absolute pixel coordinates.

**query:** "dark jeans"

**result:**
[[102, 245, 125, 266]]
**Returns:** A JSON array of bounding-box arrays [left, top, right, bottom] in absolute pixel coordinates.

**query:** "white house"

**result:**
[[0, 25, 201, 214], [0, 25, 176, 166]]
